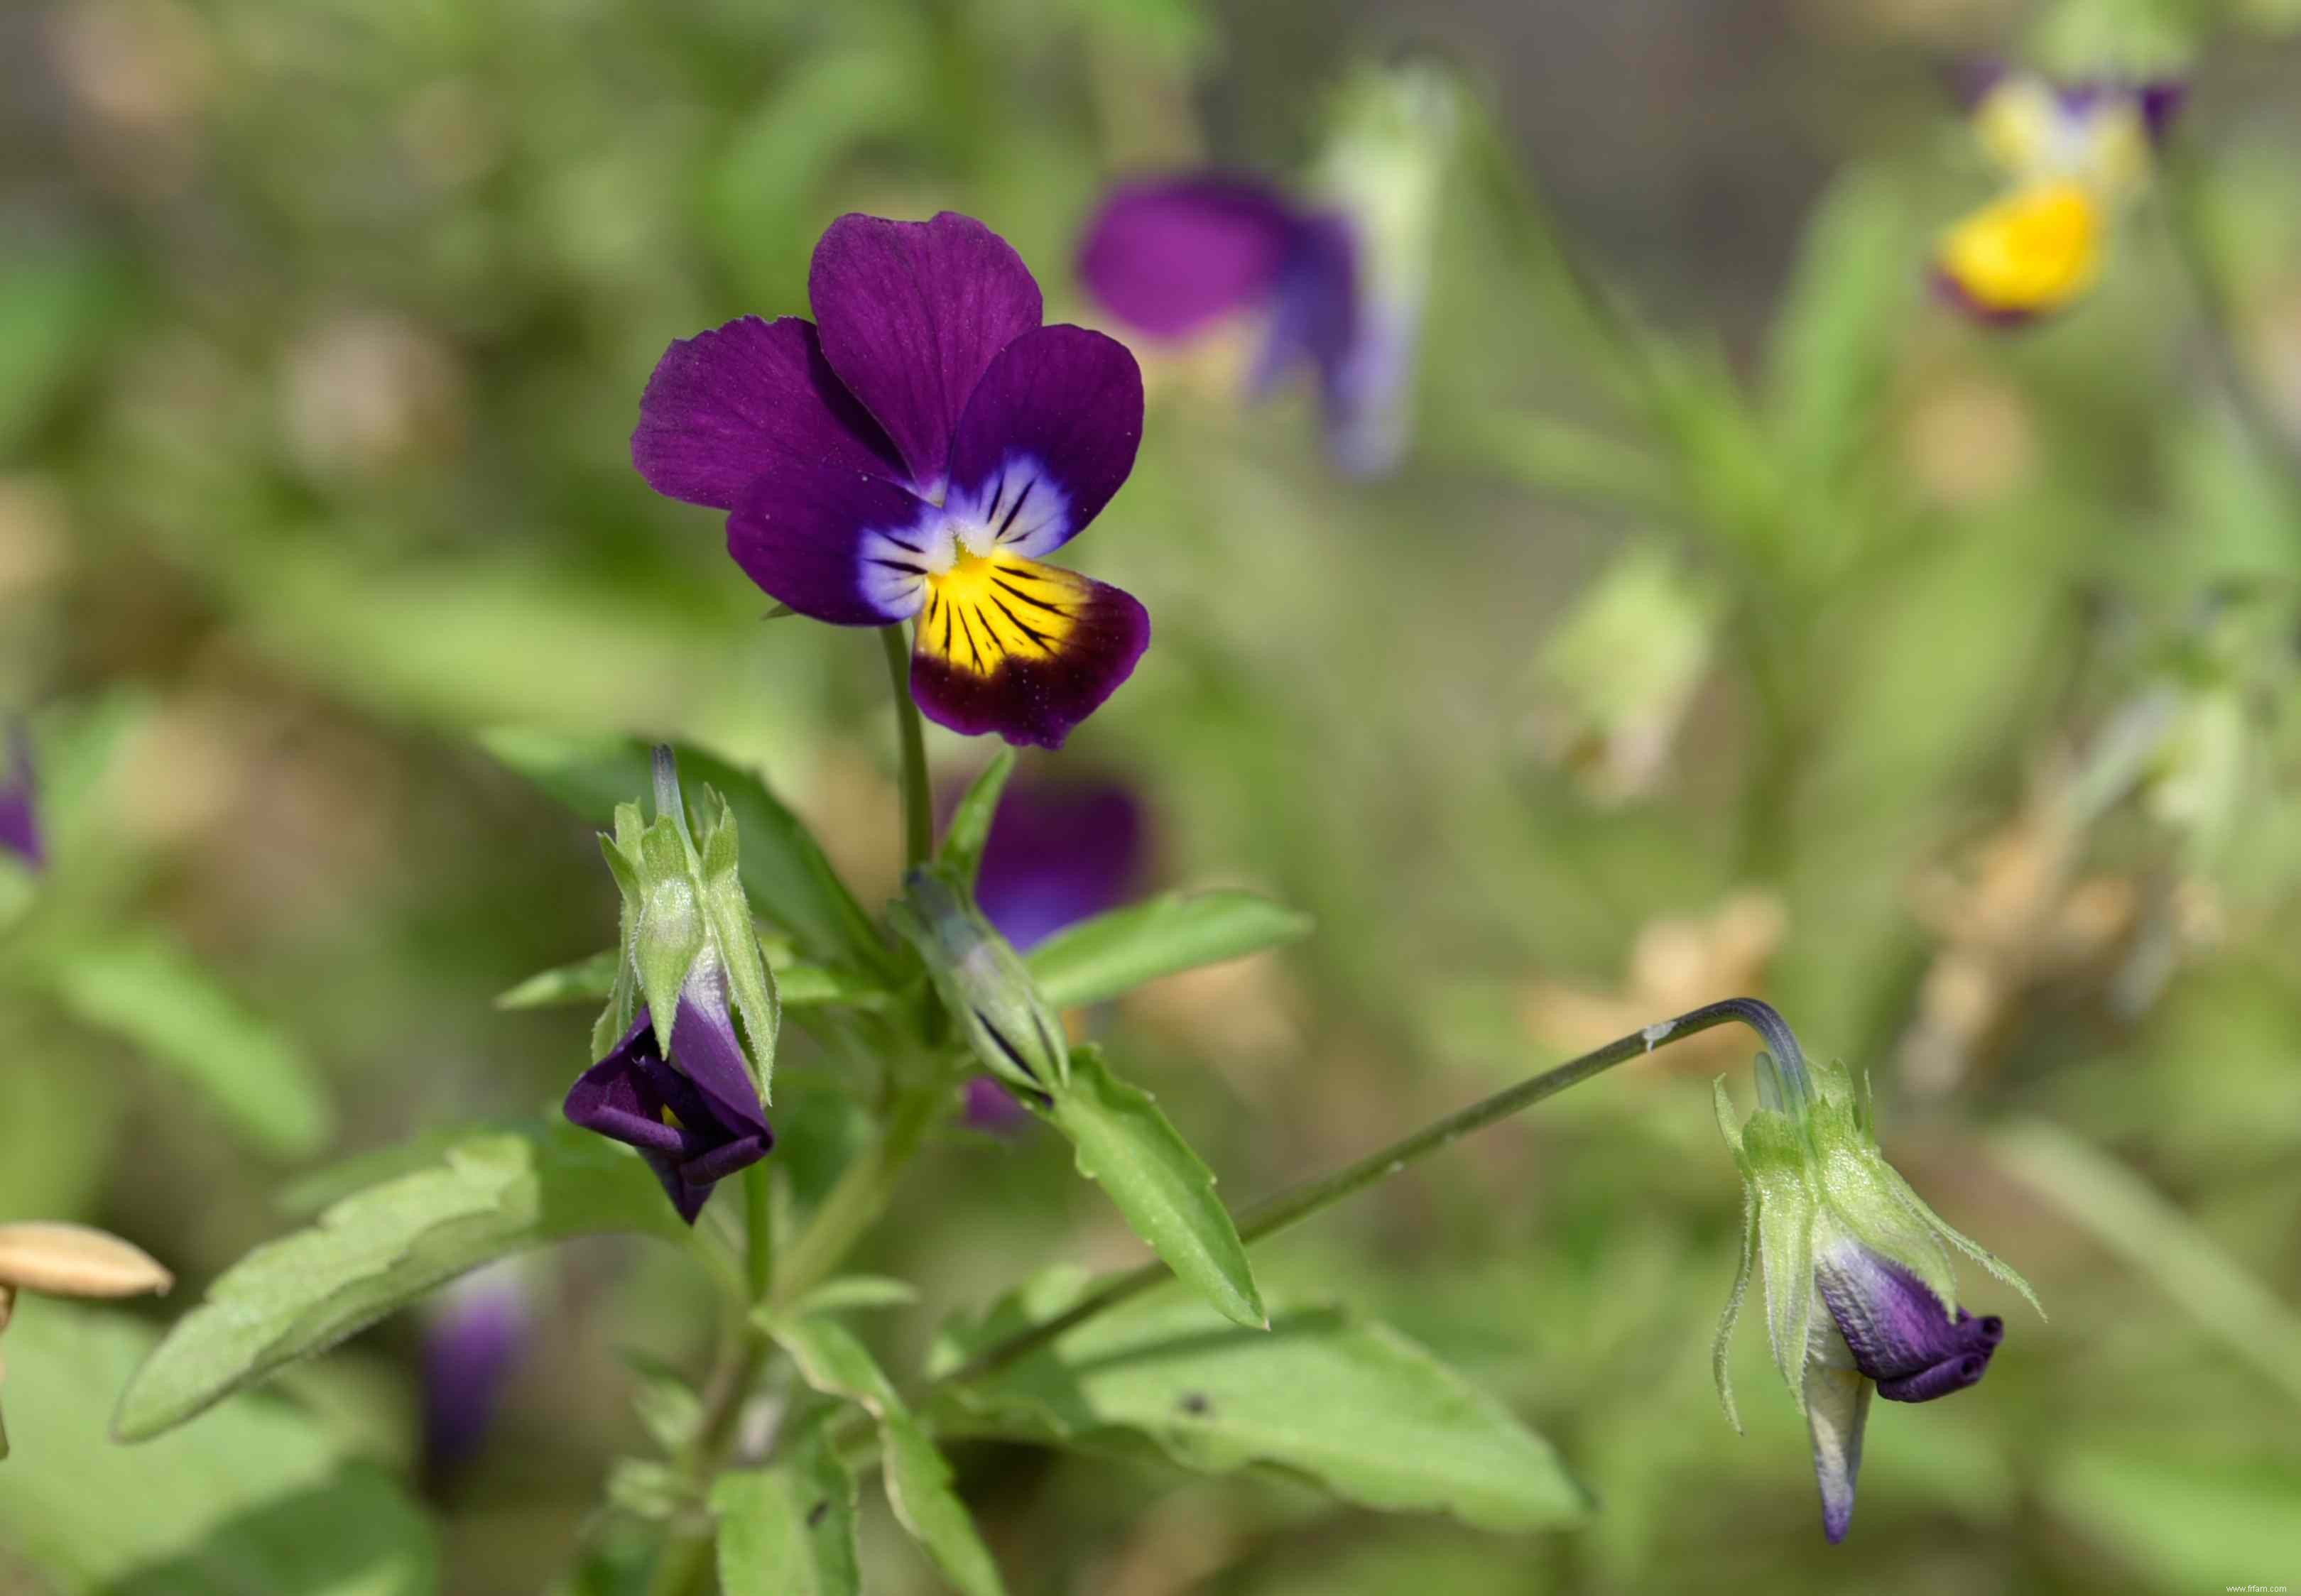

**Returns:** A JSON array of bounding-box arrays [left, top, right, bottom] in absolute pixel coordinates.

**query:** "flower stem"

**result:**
[[772, 1081, 945, 1310], [879, 625, 932, 870], [936, 998, 1802, 1384], [2165, 160, 2301, 501], [743, 1162, 775, 1303]]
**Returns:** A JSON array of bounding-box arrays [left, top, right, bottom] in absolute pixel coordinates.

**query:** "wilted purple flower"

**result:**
[[0, 723, 41, 870], [564, 964, 772, 1224], [421, 1264, 529, 1487], [972, 777, 1147, 953], [633, 212, 1148, 750]]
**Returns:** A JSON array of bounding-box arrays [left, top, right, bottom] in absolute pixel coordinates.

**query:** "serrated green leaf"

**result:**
[[497, 949, 625, 1010], [1026, 891, 1312, 1010], [763, 1315, 1006, 1596], [43, 929, 334, 1158], [937, 750, 1014, 890], [790, 1275, 921, 1316], [116, 1122, 687, 1441], [1040, 1046, 1263, 1330], [0, 1300, 437, 1593], [712, 1435, 861, 1596], [931, 1284, 1587, 1531], [482, 731, 888, 975]]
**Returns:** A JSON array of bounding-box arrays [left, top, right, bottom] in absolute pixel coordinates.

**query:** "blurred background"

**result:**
[[4, 0, 2301, 1590]]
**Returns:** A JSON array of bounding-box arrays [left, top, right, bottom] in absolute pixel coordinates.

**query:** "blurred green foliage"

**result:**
[[5, 0, 2301, 1590]]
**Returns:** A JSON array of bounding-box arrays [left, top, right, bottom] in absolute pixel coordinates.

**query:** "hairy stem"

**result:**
[[937, 998, 1805, 1385], [880, 625, 933, 870]]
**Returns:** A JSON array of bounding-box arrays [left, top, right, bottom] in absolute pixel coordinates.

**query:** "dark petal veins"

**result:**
[[945, 325, 1144, 557], [727, 460, 932, 625], [810, 212, 1044, 496], [1077, 174, 1302, 339], [910, 569, 1150, 750], [632, 315, 905, 511]]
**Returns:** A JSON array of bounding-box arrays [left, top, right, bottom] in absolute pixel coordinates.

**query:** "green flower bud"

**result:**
[[890, 863, 1068, 1094]]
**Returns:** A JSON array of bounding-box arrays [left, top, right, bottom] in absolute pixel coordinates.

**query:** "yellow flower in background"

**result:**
[[1933, 65, 2185, 325]]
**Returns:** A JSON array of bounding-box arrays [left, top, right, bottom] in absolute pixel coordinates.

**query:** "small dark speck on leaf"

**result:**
[[1178, 1391, 1211, 1416], [807, 1499, 829, 1528]]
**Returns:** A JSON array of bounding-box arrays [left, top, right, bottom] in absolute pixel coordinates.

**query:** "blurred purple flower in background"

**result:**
[[422, 1263, 530, 1488], [564, 963, 773, 1223], [633, 212, 1149, 749], [1, 723, 43, 870], [954, 773, 1148, 1134]]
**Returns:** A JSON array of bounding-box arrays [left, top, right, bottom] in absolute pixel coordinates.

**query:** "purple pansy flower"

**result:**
[[564, 963, 772, 1224], [633, 213, 1149, 750], [1, 722, 41, 870], [971, 776, 1147, 953], [421, 1263, 530, 1487], [1077, 175, 1370, 467]]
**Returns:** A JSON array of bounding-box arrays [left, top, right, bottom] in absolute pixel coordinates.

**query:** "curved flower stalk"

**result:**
[[633, 213, 1148, 749], [0, 721, 40, 870], [1077, 60, 1459, 476], [562, 750, 778, 1224], [0, 1222, 173, 1460], [1933, 62, 2185, 325], [1713, 1049, 2040, 1542]]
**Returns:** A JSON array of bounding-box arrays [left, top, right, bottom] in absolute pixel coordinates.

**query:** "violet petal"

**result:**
[[632, 315, 908, 512], [726, 455, 933, 625], [910, 566, 1150, 750], [1077, 174, 1302, 339], [809, 212, 1044, 498], [974, 780, 1146, 951], [943, 324, 1144, 558]]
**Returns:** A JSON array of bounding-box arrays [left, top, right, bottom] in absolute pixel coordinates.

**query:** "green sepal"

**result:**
[[937, 750, 1014, 890], [695, 786, 780, 1105], [633, 814, 705, 1059], [1739, 1107, 1818, 1404], [889, 863, 1068, 1093]]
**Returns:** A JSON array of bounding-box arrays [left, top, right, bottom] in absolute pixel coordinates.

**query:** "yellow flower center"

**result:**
[[919, 551, 1084, 677]]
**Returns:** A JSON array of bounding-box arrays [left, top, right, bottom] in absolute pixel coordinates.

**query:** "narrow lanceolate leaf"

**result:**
[[115, 1123, 687, 1441], [495, 949, 623, 1010], [763, 1314, 1006, 1596], [43, 930, 334, 1158], [1026, 890, 1312, 1010], [937, 750, 1015, 890], [1040, 1046, 1263, 1330], [931, 1278, 1587, 1531], [482, 730, 889, 975], [712, 1435, 861, 1596]]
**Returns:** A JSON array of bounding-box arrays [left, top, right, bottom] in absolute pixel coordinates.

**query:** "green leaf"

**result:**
[[1026, 890, 1313, 1010], [764, 1315, 1006, 1596], [116, 1122, 688, 1441], [937, 750, 1014, 889], [0, 1300, 438, 1593], [1993, 1119, 2301, 1409], [932, 1278, 1587, 1531], [496, 949, 624, 1010], [1040, 1046, 1264, 1330], [790, 1275, 922, 1316], [712, 1436, 861, 1596], [482, 730, 889, 974], [496, 951, 888, 1012], [616, 1348, 705, 1452], [43, 929, 334, 1159]]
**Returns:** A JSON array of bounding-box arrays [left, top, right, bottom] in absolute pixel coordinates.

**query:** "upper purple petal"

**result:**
[[669, 963, 771, 1142], [632, 315, 906, 511], [1077, 174, 1302, 339], [0, 721, 40, 870], [944, 325, 1144, 559], [809, 212, 1045, 498], [1815, 1244, 2003, 1403], [971, 776, 1147, 951], [727, 456, 933, 625]]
